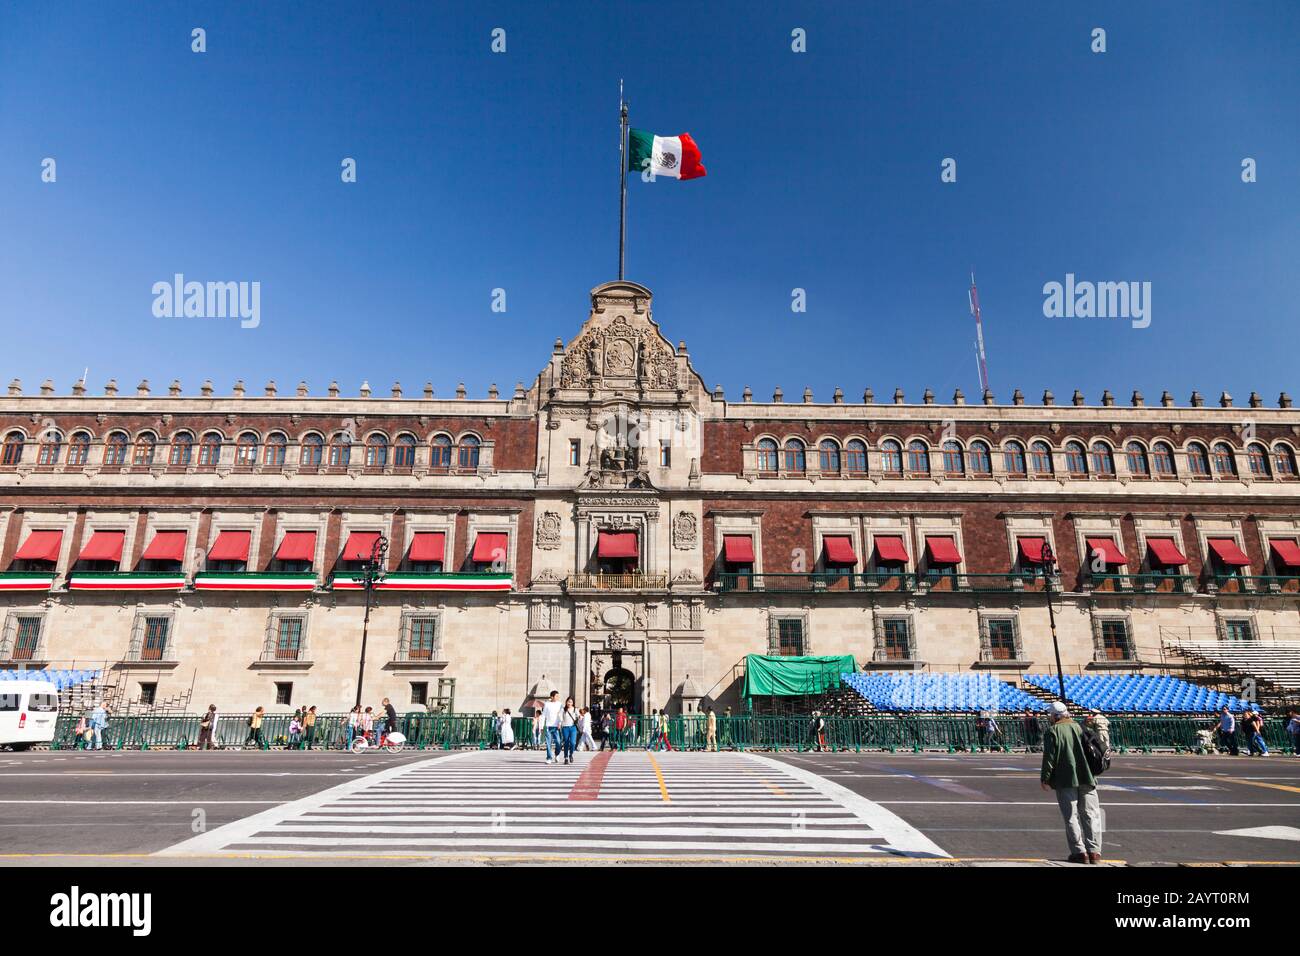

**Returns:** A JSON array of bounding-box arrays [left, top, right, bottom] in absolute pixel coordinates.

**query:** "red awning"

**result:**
[[1146, 537, 1187, 566], [141, 530, 187, 562], [722, 534, 755, 564], [1018, 536, 1047, 563], [342, 531, 381, 561], [924, 535, 962, 564], [472, 532, 509, 563], [408, 531, 446, 563], [1086, 536, 1127, 565], [1270, 539, 1300, 568], [1208, 537, 1250, 567], [596, 530, 639, 559], [821, 535, 857, 565], [874, 535, 908, 564], [14, 530, 62, 562], [77, 530, 125, 563], [207, 530, 251, 562], [275, 531, 317, 562]]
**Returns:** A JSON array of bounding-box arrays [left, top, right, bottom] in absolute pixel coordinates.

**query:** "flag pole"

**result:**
[[618, 79, 628, 280]]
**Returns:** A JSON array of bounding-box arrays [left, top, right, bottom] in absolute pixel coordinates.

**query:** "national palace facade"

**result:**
[[3, 280, 1300, 714]]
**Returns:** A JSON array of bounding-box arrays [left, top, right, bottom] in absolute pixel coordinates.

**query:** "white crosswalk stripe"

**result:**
[[159, 750, 948, 861]]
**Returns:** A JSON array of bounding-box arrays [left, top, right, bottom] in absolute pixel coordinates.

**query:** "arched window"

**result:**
[[1152, 441, 1176, 477], [1212, 442, 1237, 477], [458, 434, 481, 469], [818, 439, 841, 474], [1274, 444, 1297, 479], [1125, 442, 1150, 477], [844, 439, 867, 475], [365, 434, 389, 468], [1003, 441, 1027, 477], [1065, 441, 1088, 477], [199, 432, 224, 467], [881, 439, 903, 475], [783, 438, 806, 473], [942, 441, 964, 476], [234, 432, 258, 467], [431, 434, 453, 469], [133, 433, 157, 467], [104, 431, 128, 466], [168, 432, 193, 466], [67, 432, 91, 467], [969, 440, 992, 475], [1247, 443, 1270, 477], [395, 434, 417, 469], [1187, 442, 1211, 477], [1090, 442, 1115, 476], [0, 432, 23, 466], [264, 432, 287, 467], [907, 440, 930, 475], [37, 430, 62, 466], [299, 433, 324, 467], [327, 433, 351, 467], [1030, 441, 1054, 476]]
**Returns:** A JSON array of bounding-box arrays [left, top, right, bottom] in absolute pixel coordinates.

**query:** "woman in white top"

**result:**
[[578, 708, 596, 751], [499, 709, 515, 750], [346, 705, 362, 749]]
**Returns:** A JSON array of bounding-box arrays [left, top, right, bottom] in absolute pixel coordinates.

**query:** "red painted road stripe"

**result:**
[[568, 751, 613, 800]]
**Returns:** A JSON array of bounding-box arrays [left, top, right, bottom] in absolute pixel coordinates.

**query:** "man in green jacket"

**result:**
[[1040, 701, 1102, 864]]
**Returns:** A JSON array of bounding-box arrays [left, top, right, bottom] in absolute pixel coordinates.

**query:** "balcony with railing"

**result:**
[[566, 572, 669, 592], [1206, 573, 1300, 595], [716, 570, 1056, 594], [1084, 572, 1197, 594]]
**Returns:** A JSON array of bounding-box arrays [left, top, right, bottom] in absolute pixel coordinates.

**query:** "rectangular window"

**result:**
[[276, 617, 304, 660], [569, 439, 581, 466], [1098, 619, 1131, 660], [142, 617, 169, 661], [777, 619, 804, 656], [275, 682, 293, 706], [881, 618, 912, 660], [1223, 618, 1254, 641], [12, 616, 42, 661], [659, 441, 671, 467], [985, 618, 1017, 660], [410, 681, 429, 706], [139, 682, 157, 705], [408, 618, 438, 660]]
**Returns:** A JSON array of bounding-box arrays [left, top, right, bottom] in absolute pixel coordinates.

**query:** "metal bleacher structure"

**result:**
[[1161, 628, 1300, 709], [2, 661, 196, 721]]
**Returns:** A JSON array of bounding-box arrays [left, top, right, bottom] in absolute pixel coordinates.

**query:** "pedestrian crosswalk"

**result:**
[[159, 750, 948, 861]]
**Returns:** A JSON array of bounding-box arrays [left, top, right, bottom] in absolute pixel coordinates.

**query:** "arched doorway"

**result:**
[[602, 667, 635, 712]]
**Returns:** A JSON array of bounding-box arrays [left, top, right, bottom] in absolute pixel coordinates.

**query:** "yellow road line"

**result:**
[[646, 752, 671, 802], [1134, 763, 1300, 795], [738, 763, 787, 796]]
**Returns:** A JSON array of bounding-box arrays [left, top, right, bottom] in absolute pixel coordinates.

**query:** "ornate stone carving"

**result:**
[[671, 569, 702, 586], [536, 511, 562, 550], [559, 315, 678, 389], [583, 604, 601, 629], [672, 511, 698, 550]]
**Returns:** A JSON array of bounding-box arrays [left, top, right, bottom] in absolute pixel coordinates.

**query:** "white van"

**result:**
[[0, 680, 60, 750]]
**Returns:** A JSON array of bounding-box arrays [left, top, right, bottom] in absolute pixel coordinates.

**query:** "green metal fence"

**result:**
[[45, 711, 1299, 753]]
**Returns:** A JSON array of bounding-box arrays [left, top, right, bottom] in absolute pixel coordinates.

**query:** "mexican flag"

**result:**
[[627, 128, 707, 180]]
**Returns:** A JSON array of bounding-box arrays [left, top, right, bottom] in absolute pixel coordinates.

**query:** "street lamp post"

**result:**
[[353, 534, 389, 709], [1040, 541, 1067, 702]]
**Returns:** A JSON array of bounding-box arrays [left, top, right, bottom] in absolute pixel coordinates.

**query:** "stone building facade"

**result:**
[[2, 280, 1300, 714]]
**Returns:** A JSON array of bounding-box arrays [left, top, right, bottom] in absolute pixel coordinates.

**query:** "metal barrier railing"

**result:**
[[45, 711, 1299, 753]]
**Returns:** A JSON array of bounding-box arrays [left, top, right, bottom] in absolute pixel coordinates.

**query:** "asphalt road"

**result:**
[[1, 748, 1296, 865]]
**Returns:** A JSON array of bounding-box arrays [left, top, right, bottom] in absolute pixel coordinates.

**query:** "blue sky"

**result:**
[[1, 1, 1297, 403]]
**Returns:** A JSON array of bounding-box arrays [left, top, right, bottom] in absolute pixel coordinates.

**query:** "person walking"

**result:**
[[706, 706, 717, 752], [1022, 708, 1042, 752], [346, 705, 362, 749], [1041, 701, 1102, 864], [499, 708, 515, 750], [532, 705, 544, 751], [362, 706, 375, 746], [657, 709, 673, 751], [1218, 706, 1239, 755], [490, 710, 501, 749], [560, 696, 580, 764], [1286, 709, 1300, 757], [645, 709, 660, 751], [809, 710, 826, 752], [195, 704, 216, 751], [303, 706, 318, 750], [975, 711, 989, 750], [615, 706, 629, 751], [1085, 709, 1110, 754], [87, 701, 108, 751], [245, 706, 265, 748], [1243, 708, 1269, 756], [288, 711, 303, 750], [72, 714, 88, 750], [541, 691, 562, 764], [579, 707, 597, 751], [599, 710, 614, 751], [382, 697, 398, 747]]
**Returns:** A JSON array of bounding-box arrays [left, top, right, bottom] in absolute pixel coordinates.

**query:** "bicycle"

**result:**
[[349, 730, 407, 754]]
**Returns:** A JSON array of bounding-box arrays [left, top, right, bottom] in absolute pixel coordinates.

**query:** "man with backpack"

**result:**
[[1041, 700, 1106, 864]]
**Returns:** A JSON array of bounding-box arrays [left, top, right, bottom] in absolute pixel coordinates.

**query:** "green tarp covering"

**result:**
[[743, 654, 856, 697]]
